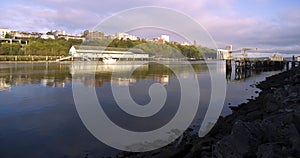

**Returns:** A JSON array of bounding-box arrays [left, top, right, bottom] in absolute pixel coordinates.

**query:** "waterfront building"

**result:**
[[217, 45, 234, 60], [69, 45, 149, 60]]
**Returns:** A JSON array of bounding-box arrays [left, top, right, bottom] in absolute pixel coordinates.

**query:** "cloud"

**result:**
[[192, 2, 300, 53], [0, 2, 103, 33], [1, 0, 300, 53]]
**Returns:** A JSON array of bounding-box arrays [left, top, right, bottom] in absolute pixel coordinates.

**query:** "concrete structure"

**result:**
[[116, 32, 138, 40], [297, 56, 300, 62], [67, 45, 149, 60], [0, 28, 11, 38], [84, 30, 104, 40], [217, 48, 232, 60], [217, 45, 256, 60]]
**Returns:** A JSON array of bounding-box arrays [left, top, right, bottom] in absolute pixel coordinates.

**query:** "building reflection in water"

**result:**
[[0, 61, 214, 90], [41, 79, 65, 88], [3, 61, 282, 90], [71, 62, 174, 87], [0, 78, 11, 91], [0, 63, 71, 90]]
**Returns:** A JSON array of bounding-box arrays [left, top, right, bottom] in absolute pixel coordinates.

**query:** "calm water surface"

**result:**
[[0, 61, 283, 157]]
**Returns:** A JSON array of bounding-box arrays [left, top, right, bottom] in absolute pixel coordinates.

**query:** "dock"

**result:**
[[225, 58, 299, 80]]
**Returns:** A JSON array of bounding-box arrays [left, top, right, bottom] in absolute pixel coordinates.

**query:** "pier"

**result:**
[[224, 57, 300, 82], [218, 45, 299, 74], [225, 56, 299, 71]]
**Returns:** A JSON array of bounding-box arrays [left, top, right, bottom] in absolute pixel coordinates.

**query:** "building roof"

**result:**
[[73, 45, 145, 54]]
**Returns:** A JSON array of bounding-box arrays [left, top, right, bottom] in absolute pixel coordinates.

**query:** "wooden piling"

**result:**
[[226, 60, 232, 71]]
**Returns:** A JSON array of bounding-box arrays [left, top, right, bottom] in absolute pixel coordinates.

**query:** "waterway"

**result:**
[[0, 61, 283, 157]]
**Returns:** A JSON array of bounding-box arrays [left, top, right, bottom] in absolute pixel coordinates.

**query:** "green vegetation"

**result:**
[[0, 38, 83, 56], [84, 39, 216, 58], [0, 38, 216, 59], [5, 33, 13, 38], [0, 56, 61, 61]]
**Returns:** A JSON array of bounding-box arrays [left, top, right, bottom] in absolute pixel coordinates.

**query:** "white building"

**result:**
[[40, 34, 55, 39], [12, 31, 41, 38], [181, 42, 190, 46], [0, 28, 11, 38], [69, 45, 149, 59], [217, 45, 233, 60], [116, 32, 138, 40], [161, 34, 170, 42], [57, 34, 85, 41], [51, 30, 65, 36]]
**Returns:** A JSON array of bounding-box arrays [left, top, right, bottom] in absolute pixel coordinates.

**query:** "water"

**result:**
[[0, 61, 283, 157]]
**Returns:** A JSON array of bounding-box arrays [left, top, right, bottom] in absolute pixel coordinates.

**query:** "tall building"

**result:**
[[0, 28, 11, 38], [84, 30, 104, 40]]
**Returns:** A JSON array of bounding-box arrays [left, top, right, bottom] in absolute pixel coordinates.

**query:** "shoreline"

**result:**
[[118, 66, 300, 158]]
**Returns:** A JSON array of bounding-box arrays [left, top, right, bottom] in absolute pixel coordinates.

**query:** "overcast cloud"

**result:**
[[1, 0, 300, 54]]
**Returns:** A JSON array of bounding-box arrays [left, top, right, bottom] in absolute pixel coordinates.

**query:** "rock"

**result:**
[[213, 121, 262, 158], [256, 143, 288, 158], [116, 67, 300, 158], [278, 109, 294, 113], [229, 106, 239, 111], [288, 92, 298, 98], [293, 112, 300, 134]]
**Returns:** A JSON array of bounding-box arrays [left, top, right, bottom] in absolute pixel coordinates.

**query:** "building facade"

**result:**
[[40, 34, 55, 39], [84, 30, 104, 40], [69, 45, 149, 60], [161, 34, 170, 42], [12, 31, 41, 38], [116, 32, 138, 40], [0, 28, 11, 38]]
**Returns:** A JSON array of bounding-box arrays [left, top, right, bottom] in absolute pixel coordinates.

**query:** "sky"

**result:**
[[1, 0, 300, 54]]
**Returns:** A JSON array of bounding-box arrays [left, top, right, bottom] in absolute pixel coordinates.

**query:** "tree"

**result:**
[[5, 33, 13, 38]]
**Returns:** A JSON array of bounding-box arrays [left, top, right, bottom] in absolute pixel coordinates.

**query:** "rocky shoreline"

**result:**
[[117, 66, 300, 158]]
